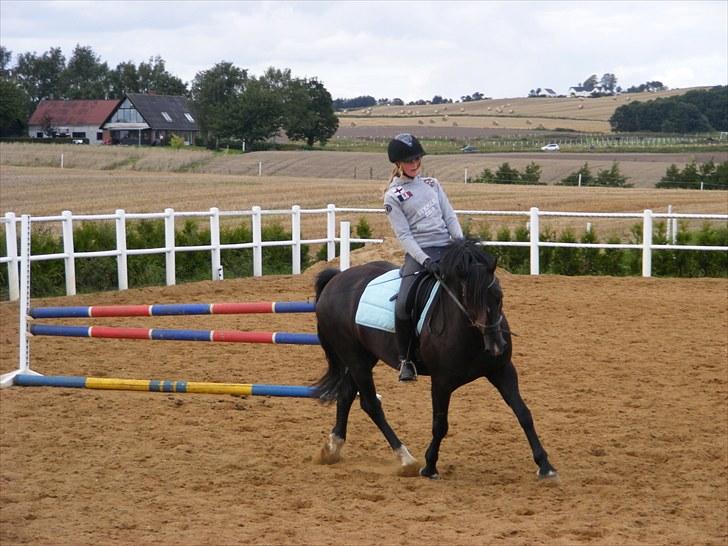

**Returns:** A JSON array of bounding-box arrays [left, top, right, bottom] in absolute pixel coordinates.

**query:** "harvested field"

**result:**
[[2, 144, 727, 190], [338, 87, 711, 133]]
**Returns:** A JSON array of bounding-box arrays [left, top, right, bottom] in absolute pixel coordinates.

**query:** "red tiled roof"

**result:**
[[28, 99, 120, 126]]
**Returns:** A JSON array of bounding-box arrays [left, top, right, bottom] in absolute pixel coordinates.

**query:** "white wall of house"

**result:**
[[28, 124, 106, 144]]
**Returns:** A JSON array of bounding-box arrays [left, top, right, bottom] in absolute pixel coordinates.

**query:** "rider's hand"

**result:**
[[423, 258, 440, 277]]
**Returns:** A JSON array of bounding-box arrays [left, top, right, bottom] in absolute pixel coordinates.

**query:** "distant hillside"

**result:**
[[337, 88, 710, 135]]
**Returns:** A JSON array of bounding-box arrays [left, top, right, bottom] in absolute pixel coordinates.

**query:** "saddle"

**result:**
[[354, 269, 440, 335]]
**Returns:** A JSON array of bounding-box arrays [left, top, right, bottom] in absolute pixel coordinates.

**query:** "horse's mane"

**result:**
[[438, 239, 499, 314], [439, 238, 496, 281]]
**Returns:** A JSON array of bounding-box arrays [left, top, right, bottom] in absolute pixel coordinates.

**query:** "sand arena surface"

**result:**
[[1, 248, 726, 546]]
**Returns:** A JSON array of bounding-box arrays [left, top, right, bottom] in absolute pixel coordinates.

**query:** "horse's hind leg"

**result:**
[[316, 375, 357, 465], [487, 361, 558, 479]]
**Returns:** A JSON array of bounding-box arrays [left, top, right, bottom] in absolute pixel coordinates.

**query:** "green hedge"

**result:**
[[1, 218, 725, 300], [463, 221, 727, 277]]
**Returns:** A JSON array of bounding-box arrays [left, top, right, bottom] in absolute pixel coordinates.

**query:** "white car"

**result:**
[[541, 143, 560, 152]]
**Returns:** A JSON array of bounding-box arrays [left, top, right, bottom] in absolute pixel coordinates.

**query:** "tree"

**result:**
[[109, 61, 141, 97], [494, 162, 521, 184], [138, 56, 187, 95], [0, 46, 12, 78], [63, 44, 110, 99], [594, 162, 631, 187], [521, 162, 543, 184], [609, 88, 723, 133], [558, 163, 594, 186], [190, 61, 248, 141], [600, 73, 618, 92], [582, 74, 598, 91], [0, 78, 31, 136], [282, 77, 338, 147], [221, 77, 283, 145], [14, 47, 66, 104]]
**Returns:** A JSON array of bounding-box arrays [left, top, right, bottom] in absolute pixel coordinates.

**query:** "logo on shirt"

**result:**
[[393, 186, 413, 202]]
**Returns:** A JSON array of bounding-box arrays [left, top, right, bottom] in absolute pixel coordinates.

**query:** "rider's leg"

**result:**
[[395, 255, 420, 381]]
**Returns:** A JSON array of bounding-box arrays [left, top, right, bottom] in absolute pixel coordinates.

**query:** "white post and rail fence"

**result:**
[[1, 204, 726, 301]]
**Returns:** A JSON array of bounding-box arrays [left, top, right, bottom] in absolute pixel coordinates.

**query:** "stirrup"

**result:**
[[398, 359, 417, 382]]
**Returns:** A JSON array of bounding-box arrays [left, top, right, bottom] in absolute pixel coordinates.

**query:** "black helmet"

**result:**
[[387, 133, 426, 163]]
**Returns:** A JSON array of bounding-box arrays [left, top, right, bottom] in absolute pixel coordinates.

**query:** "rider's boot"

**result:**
[[395, 315, 417, 382]]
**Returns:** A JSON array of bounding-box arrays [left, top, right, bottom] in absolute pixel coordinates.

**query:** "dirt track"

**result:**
[[1, 247, 726, 545]]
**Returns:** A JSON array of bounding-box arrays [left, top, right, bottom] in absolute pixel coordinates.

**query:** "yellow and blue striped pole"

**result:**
[[13, 374, 317, 398]]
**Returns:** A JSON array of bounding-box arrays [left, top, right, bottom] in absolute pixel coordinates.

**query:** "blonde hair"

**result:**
[[383, 163, 403, 194]]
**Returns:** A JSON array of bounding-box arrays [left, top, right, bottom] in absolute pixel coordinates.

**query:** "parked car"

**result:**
[[461, 145, 479, 153], [541, 143, 560, 152]]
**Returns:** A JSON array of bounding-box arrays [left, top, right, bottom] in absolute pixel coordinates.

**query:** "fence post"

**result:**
[[642, 209, 653, 278], [4, 212, 19, 301], [115, 209, 128, 290], [61, 210, 76, 296], [326, 204, 336, 261], [164, 207, 176, 286], [340, 221, 350, 271], [210, 207, 222, 281], [252, 206, 262, 277], [529, 207, 540, 275], [291, 205, 301, 275]]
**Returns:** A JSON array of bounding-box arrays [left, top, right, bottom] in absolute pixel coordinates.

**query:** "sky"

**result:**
[[1, 0, 726, 102]]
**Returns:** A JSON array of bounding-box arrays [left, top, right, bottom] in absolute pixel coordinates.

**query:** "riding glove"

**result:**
[[423, 258, 440, 277]]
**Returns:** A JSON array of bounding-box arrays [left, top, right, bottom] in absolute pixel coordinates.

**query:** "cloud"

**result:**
[[1, 0, 726, 101]]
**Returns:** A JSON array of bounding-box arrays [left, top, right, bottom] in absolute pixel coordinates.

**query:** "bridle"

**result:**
[[434, 272, 506, 334]]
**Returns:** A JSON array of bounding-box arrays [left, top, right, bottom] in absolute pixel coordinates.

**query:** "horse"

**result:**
[[312, 238, 557, 480]]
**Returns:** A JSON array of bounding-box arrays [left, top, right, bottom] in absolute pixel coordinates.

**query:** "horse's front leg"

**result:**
[[420, 383, 453, 479], [487, 360, 558, 479]]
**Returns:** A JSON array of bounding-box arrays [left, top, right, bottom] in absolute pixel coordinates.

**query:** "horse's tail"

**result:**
[[313, 268, 352, 403], [314, 267, 340, 301]]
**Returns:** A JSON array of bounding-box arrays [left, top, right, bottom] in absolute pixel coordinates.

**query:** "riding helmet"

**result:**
[[387, 133, 426, 163]]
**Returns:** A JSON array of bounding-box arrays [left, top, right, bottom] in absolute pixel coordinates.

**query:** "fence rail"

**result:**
[[2, 204, 727, 300]]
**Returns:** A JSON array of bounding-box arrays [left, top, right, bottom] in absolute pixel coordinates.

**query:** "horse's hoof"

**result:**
[[419, 468, 440, 480], [397, 462, 420, 477], [537, 468, 559, 481], [314, 434, 344, 465]]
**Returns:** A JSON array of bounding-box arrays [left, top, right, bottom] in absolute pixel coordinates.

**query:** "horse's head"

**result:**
[[439, 239, 507, 357]]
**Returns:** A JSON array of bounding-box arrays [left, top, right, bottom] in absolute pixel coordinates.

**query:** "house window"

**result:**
[[36, 132, 44, 138], [161, 112, 172, 122], [110, 99, 145, 124], [184, 113, 195, 122], [96, 132, 103, 141], [72, 132, 86, 139]]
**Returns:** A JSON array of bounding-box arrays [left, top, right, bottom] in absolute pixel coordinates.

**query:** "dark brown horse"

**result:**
[[313, 238, 557, 479]]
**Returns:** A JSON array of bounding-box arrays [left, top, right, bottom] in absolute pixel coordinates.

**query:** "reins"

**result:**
[[431, 271, 513, 335]]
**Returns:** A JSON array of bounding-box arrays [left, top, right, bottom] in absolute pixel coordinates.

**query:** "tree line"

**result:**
[[0, 45, 339, 147], [609, 86, 727, 133]]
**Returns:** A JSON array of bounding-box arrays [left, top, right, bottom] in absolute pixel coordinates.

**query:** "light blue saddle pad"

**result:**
[[354, 269, 440, 334]]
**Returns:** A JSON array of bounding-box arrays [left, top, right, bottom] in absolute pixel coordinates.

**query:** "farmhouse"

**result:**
[[101, 93, 199, 146], [27, 99, 120, 144], [569, 85, 615, 97], [530, 88, 558, 98]]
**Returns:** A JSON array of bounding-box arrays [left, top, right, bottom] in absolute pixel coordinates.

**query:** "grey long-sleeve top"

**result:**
[[384, 174, 463, 265]]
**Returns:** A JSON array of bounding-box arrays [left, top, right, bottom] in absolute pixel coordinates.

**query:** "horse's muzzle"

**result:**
[[478, 315, 506, 356]]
